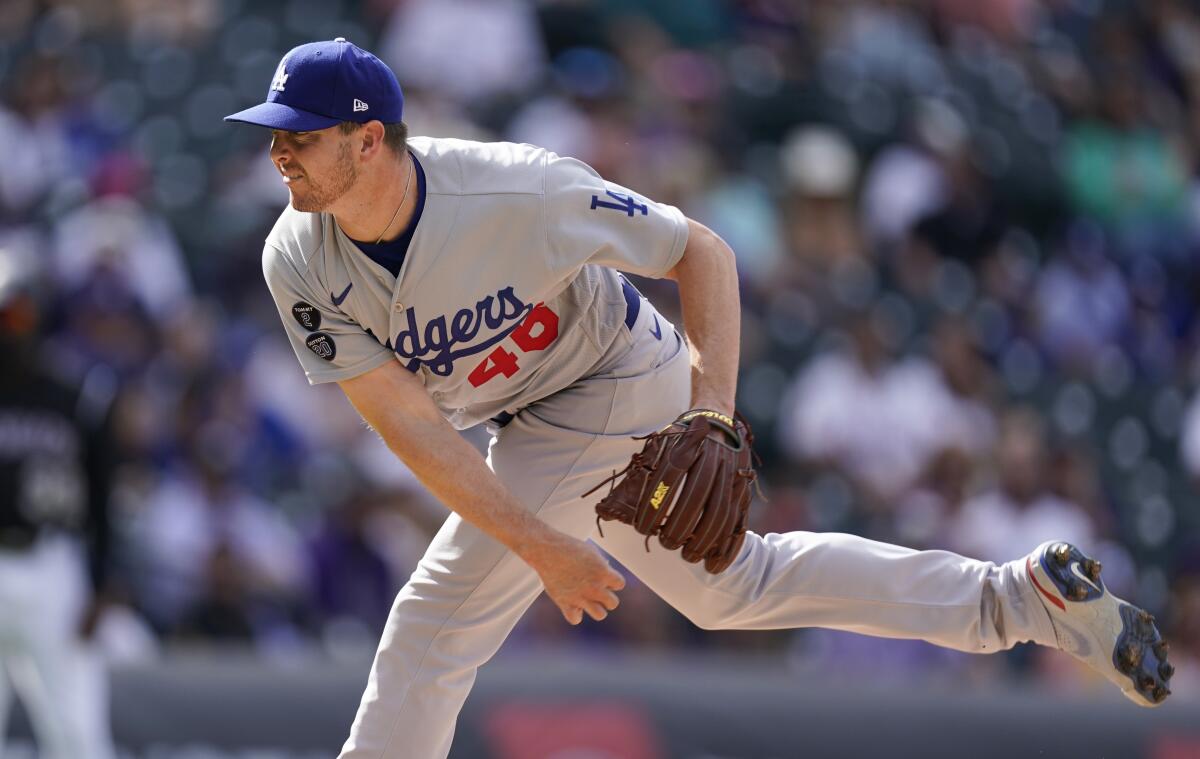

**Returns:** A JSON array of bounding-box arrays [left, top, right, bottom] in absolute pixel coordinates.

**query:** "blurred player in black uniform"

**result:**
[[0, 247, 117, 759]]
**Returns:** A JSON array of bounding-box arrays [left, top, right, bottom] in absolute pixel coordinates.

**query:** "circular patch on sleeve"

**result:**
[[292, 302, 322, 331], [305, 332, 337, 361]]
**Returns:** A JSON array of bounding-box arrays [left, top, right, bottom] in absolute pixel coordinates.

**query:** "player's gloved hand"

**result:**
[[523, 530, 625, 625], [587, 409, 758, 574]]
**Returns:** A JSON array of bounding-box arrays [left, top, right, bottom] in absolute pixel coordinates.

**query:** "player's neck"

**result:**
[[331, 151, 414, 244]]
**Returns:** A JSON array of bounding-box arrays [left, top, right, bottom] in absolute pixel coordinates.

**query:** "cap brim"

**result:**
[[223, 101, 342, 131]]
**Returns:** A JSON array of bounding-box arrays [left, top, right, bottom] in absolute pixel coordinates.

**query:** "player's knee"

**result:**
[[676, 603, 738, 631], [686, 615, 727, 631]]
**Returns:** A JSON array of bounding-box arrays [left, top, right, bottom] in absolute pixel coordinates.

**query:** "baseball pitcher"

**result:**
[[225, 39, 1173, 759]]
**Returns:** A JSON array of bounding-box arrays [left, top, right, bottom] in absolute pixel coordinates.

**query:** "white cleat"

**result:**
[[1026, 541, 1173, 706]]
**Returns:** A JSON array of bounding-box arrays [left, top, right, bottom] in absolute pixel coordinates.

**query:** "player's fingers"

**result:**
[[583, 602, 608, 622], [560, 604, 583, 626], [593, 588, 619, 611], [604, 568, 626, 591]]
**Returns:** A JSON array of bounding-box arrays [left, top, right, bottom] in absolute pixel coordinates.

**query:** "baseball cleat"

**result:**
[[1026, 541, 1173, 707]]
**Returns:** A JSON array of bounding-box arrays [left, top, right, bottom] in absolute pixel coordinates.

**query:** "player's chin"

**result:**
[[288, 192, 324, 214]]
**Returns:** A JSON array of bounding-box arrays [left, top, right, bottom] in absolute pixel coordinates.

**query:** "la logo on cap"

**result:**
[[271, 59, 289, 92], [353, 98, 368, 112]]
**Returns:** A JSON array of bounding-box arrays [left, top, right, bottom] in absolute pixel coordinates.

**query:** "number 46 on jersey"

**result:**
[[467, 304, 559, 387]]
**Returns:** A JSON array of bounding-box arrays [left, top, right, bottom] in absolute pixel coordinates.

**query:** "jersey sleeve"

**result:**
[[262, 245, 396, 384], [543, 153, 689, 279]]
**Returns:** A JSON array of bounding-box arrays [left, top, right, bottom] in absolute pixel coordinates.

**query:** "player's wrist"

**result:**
[[686, 393, 735, 418], [508, 518, 569, 569]]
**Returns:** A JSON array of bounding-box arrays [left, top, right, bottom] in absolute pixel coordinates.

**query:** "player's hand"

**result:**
[[524, 530, 625, 625], [77, 594, 112, 640]]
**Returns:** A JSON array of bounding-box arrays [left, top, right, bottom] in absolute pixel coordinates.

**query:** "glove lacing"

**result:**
[[582, 427, 688, 539]]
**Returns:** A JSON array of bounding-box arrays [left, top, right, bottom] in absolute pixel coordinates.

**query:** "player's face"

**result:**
[[269, 127, 358, 213]]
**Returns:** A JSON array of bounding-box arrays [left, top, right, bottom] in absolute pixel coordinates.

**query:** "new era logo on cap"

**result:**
[[223, 37, 403, 132]]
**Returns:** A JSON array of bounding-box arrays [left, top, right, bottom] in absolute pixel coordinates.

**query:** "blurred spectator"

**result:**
[[776, 126, 863, 284], [0, 56, 72, 216], [506, 93, 598, 163], [308, 491, 396, 639], [905, 138, 1008, 269], [778, 312, 912, 502], [378, 0, 546, 106], [130, 434, 306, 638], [859, 98, 964, 249], [119, 0, 220, 45], [779, 313, 995, 504], [912, 318, 1000, 457], [48, 267, 159, 381], [933, 0, 1039, 43], [690, 167, 785, 287], [946, 408, 1096, 564], [170, 365, 306, 495], [1061, 65, 1189, 249], [894, 448, 973, 550], [1064, 10, 1193, 266], [828, 0, 937, 87], [174, 542, 256, 643], [1033, 225, 1132, 372], [51, 195, 192, 318]]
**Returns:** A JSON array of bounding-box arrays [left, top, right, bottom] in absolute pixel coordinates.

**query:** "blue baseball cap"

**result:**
[[224, 38, 403, 131]]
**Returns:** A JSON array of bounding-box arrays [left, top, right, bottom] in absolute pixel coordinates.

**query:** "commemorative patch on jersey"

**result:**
[[292, 302, 321, 332], [305, 332, 337, 361]]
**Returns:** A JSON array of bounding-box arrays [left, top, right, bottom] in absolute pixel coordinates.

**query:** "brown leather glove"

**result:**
[[587, 409, 757, 574]]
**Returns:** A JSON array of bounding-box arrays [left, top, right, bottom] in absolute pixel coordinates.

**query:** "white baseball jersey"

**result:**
[[262, 137, 689, 429]]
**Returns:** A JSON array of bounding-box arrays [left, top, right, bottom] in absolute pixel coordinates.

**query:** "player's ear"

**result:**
[[359, 120, 386, 160]]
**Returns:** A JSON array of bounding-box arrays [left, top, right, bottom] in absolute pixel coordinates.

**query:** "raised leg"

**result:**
[[600, 526, 1060, 653]]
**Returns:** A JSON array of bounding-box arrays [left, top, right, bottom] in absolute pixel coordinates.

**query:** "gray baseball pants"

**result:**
[[338, 300, 1059, 759]]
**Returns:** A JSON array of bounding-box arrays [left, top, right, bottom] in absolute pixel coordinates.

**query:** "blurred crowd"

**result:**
[[2, 0, 1200, 700]]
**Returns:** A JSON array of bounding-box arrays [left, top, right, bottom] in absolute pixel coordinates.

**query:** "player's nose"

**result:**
[[269, 135, 291, 163], [272, 152, 295, 176]]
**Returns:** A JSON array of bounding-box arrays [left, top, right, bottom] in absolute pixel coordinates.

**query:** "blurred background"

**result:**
[[2, 0, 1200, 757]]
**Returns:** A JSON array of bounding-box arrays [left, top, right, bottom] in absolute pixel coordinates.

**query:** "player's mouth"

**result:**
[[282, 173, 304, 185]]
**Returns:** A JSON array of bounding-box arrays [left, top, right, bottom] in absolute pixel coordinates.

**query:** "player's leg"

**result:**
[[338, 324, 686, 759], [585, 328, 1049, 654], [0, 666, 11, 759], [589, 336, 1048, 649], [0, 544, 72, 759], [600, 526, 1058, 651], [0, 628, 14, 758], [6, 538, 115, 759], [0, 546, 65, 758], [585, 311, 1172, 704], [338, 511, 572, 759], [602, 526, 1171, 704]]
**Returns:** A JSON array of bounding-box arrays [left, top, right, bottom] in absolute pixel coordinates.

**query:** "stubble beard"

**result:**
[[289, 140, 357, 213]]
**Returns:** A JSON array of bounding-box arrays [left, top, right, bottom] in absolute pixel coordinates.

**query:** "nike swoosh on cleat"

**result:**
[[1070, 561, 1102, 593], [331, 283, 353, 306]]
